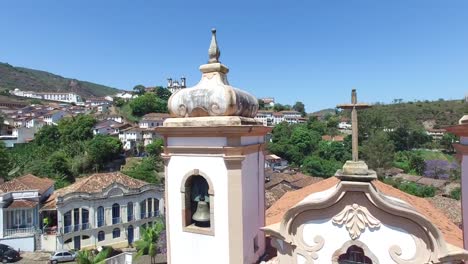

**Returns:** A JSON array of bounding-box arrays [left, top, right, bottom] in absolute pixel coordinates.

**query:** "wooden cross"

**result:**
[[337, 89, 371, 162]]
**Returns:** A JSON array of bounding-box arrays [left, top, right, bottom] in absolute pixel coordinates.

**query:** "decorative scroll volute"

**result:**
[[332, 203, 381, 239]]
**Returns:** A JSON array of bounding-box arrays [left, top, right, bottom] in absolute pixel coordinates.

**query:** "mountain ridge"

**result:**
[[0, 62, 121, 98]]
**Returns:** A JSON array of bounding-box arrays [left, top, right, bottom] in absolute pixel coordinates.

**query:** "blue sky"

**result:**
[[1, 0, 467, 112]]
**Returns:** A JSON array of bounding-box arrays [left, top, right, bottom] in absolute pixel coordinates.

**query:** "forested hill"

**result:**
[[342, 99, 468, 129], [0, 62, 121, 97]]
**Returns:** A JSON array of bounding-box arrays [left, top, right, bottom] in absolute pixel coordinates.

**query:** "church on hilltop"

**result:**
[[157, 29, 468, 264]]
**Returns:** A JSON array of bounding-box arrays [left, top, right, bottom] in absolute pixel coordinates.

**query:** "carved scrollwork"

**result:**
[[332, 203, 381, 239], [294, 235, 325, 264], [389, 234, 431, 264]]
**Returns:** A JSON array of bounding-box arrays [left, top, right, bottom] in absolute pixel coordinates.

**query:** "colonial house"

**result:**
[[0, 175, 54, 251], [138, 113, 170, 129], [118, 127, 144, 151], [265, 154, 288, 170], [142, 130, 160, 146], [255, 110, 304, 126], [92, 120, 122, 136], [43, 110, 66, 125], [426, 128, 447, 140], [41, 172, 164, 251]]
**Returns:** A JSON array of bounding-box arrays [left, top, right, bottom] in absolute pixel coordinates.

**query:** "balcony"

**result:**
[[4, 227, 37, 237], [112, 217, 121, 225], [127, 214, 135, 222]]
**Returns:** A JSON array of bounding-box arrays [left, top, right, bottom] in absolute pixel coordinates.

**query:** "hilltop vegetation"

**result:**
[[349, 99, 468, 129], [0, 62, 120, 97]]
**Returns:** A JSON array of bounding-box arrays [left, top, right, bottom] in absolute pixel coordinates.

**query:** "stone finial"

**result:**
[[166, 29, 259, 120], [208, 28, 220, 63]]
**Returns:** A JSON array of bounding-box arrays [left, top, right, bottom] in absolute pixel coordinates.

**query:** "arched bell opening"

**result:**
[[180, 170, 215, 235]]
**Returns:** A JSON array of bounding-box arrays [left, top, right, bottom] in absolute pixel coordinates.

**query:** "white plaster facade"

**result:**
[[264, 179, 468, 263], [54, 182, 164, 251], [164, 134, 267, 264]]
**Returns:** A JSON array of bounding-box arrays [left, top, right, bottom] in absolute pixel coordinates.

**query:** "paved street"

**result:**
[[15, 252, 167, 264]]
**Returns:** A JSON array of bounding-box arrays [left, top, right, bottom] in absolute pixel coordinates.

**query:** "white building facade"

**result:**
[[46, 172, 164, 251]]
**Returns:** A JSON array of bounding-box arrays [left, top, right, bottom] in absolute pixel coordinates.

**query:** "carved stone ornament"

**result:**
[[332, 203, 381, 239], [167, 28, 259, 118]]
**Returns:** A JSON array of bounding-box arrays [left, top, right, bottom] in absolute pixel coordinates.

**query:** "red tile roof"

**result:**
[[266, 177, 463, 248], [56, 172, 148, 197], [0, 174, 54, 195], [7, 200, 38, 209]]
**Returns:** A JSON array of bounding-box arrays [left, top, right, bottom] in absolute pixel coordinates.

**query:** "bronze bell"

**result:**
[[192, 198, 210, 226]]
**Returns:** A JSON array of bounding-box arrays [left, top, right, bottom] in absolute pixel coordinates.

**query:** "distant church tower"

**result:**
[[157, 29, 270, 264], [167, 76, 186, 94]]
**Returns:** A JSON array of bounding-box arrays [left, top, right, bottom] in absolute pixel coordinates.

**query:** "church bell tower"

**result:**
[[157, 29, 270, 264]]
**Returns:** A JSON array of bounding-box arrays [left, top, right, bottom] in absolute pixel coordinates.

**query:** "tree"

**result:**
[[35, 125, 60, 147], [440, 133, 457, 153], [361, 131, 395, 170], [47, 151, 72, 180], [293, 101, 306, 117], [0, 142, 11, 179], [129, 93, 168, 116], [123, 156, 162, 183], [257, 99, 266, 110], [302, 155, 341, 177], [155, 87, 172, 101], [133, 84, 146, 95], [307, 117, 327, 135], [75, 247, 112, 264], [316, 141, 350, 163], [58, 115, 96, 144], [86, 135, 122, 170], [388, 127, 410, 152], [146, 139, 164, 157], [135, 219, 165, 264]]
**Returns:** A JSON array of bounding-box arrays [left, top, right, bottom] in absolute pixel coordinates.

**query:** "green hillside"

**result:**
[[0, 62, 121, 98], [344, 99, 468, 129]]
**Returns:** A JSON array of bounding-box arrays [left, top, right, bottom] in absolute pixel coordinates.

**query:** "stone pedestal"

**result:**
[[335, 161, 377, 182]]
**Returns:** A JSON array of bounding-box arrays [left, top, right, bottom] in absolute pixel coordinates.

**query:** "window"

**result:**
[[127, 202, 134, 222], [64, 211, 72, 233], [338, 246, 373, 264], [98, 231, 105, 242], [153, 199, 160, 217], [73, 208, 80, 231], [140, 201, 146, 219], [112, 228, 120, 238], [112, 203, 120, 224], [181, 174, 213, 235], [97, 206, 104, 227], [82, 209, 89, 230], [147, 199, 153, 217]]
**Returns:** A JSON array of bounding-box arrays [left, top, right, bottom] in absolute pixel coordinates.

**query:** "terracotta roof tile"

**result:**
[[0, 174, 54, 195], [265, 177, 464, 248], [8, 200, 38, 209], [266, 177, 339, 225], [372, 180, 463, 248], [56, 172, 148, 197]]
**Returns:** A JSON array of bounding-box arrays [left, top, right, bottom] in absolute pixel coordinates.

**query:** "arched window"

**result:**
[[112, 203, 120, 224], [97, 206, 104, 227], [112, 228, 120, 238], [338, 245, 373, 264], [98, 231, 105, 242], [81, 209, 89, 230], [182, 174, 213, 232], [154, 199, 160, 217], [73, 208, 80, 231], [64, 211, 72, 233], [127, 202, 134, 222], [147, 198, 153, 217], [140, 200, 146, 219]]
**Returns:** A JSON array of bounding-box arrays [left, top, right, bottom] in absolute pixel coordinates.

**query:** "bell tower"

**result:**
[[157, 29, 270, 264]]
